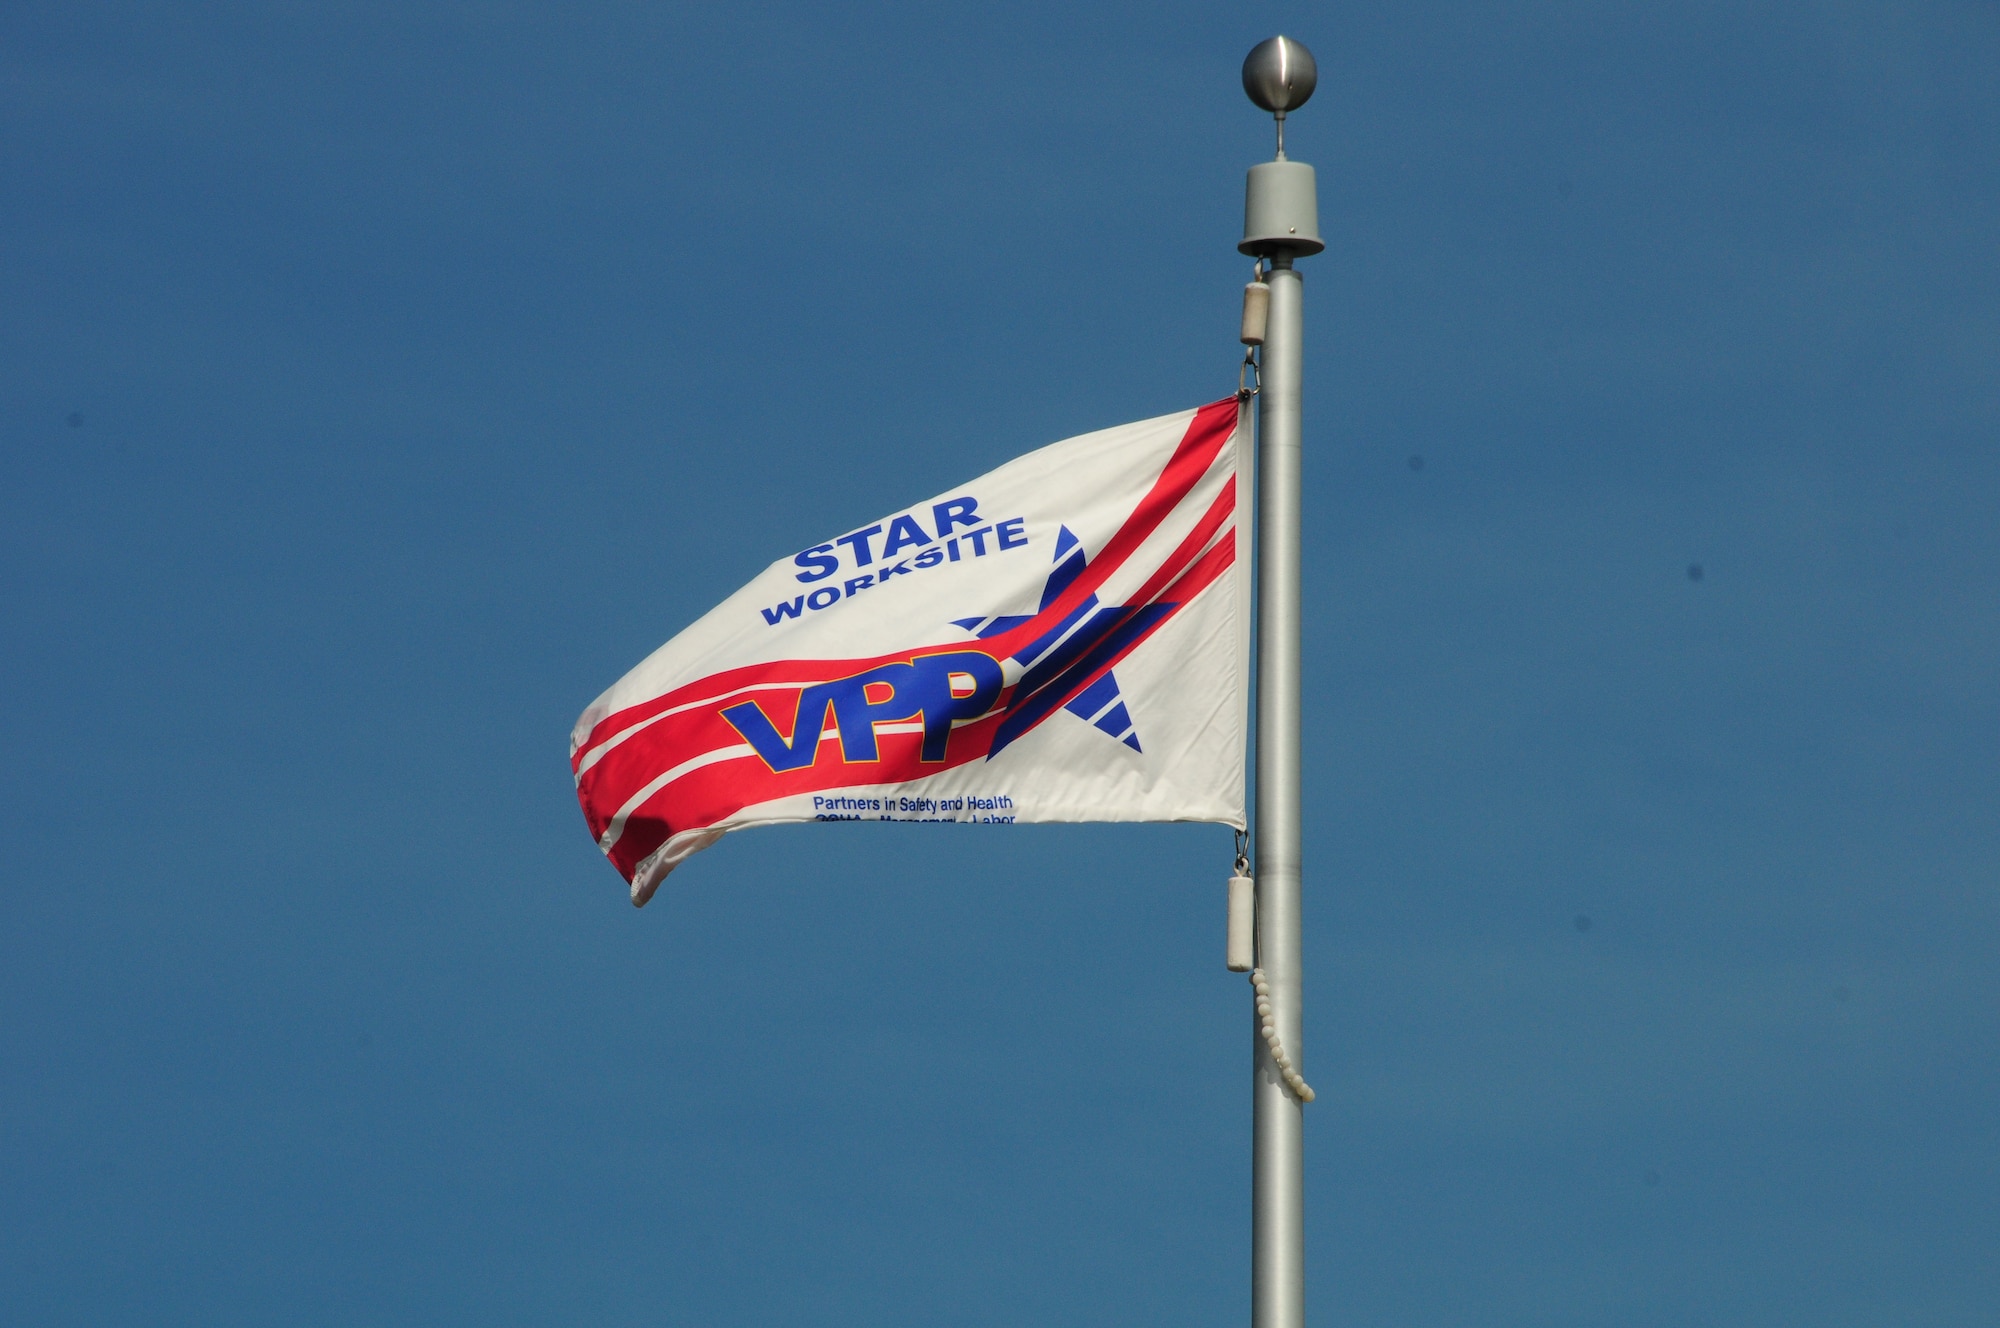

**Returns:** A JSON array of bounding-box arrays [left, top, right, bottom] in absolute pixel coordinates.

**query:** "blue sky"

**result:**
[[3, 3, 1996, 1324]]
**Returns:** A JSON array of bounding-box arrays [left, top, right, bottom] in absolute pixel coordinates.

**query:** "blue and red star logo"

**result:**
[[952, 526, 1171, 757]]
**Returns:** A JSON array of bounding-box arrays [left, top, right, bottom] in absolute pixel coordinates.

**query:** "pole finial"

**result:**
[[1242, 36, 1317, 158]]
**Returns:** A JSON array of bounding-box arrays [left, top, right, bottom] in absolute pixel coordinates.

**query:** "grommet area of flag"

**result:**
[[571, 398, 1251, 906]]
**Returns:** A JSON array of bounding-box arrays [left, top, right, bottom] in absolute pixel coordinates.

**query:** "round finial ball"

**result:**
[[1242, 36, 1317, 114]]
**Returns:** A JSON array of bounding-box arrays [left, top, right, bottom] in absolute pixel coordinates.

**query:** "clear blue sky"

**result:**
[[4, 4, 1996, 1324]]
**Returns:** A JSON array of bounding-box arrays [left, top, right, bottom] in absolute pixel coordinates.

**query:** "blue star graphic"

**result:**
[[951, 526, 1174, 757]]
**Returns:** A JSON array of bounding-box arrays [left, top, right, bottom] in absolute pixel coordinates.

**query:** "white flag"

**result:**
[[572, 398, 1249, 905]]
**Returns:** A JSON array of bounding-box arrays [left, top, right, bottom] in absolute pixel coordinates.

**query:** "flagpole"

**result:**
[[1240, 36, 1321, 1328]]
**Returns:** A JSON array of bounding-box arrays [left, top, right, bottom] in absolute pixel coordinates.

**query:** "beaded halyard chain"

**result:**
[[1250, 968, 1315, 1103]]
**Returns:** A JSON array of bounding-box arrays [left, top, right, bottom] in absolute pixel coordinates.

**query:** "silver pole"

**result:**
[[1239, 35, 1321, 1328], [1253, 254, 1306, 1328]]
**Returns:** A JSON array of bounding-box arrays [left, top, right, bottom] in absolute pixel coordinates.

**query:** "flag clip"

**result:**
[[1227, 828, 1255, 972]]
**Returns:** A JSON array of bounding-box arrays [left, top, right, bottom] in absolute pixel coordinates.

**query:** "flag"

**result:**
[[571, 398, 1249, 905]]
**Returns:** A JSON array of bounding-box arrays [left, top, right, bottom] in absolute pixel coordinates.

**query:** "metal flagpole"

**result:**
[[1239, 35, 1322, 1328]]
